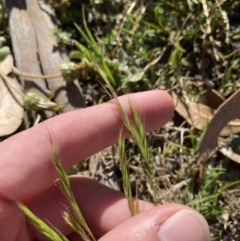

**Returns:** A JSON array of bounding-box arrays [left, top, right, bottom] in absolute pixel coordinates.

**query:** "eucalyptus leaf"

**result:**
[[0, 78, 23, 136], [0, 54, 23, 136]]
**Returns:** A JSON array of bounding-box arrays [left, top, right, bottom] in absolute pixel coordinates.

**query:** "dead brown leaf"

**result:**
[[172, 91, 213, 129], [0, 55, 23, 136], [172, 91, 240, 137], [199, 88, 240, 157], [199, 88, 225, 109]]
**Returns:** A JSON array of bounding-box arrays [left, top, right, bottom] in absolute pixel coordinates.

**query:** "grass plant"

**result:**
[[18, 56, 154, 239]]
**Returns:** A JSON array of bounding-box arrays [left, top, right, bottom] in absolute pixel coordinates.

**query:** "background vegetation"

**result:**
[[2, 0, 240, 240]]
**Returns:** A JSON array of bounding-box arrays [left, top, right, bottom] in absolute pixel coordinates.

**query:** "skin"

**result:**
[[0, 90, 211, 241]]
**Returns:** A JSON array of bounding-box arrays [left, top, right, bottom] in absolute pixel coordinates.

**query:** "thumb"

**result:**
[[99, 204, 211, 241]]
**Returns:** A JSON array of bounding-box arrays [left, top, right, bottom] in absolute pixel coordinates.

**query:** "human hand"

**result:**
[[0, 90, 211, 241]]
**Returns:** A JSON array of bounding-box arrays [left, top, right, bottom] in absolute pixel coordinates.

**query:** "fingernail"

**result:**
[[158, 210, 211, 241]]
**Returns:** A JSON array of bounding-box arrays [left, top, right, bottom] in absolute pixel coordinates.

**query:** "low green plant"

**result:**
[[187, 167, 240, 221]]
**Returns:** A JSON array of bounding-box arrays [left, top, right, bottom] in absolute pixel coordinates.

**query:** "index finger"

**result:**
[[0, 90, 173, 200]]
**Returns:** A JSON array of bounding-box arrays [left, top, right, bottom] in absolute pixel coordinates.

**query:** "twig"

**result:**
[[12, 66, 62, 80]]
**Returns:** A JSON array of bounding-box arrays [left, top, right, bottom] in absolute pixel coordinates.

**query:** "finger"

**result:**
[[0, 90, 173, 200], [25, 177, 210, 241], [25, 177, 155, 239], [100, 205, 211, 241]]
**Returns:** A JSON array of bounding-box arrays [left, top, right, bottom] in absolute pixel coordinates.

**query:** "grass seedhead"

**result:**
[[50, 139, 96, 241], [118, 135, 140, 216], [18, 203, 69, 241]]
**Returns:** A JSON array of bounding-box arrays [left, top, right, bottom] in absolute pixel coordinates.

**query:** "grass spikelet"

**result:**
[[62, 211, 91, 240], [18, 203, 69, 241], [50, 138, 95, 241], [62, 211, 79, 233], [128, 102, 158, 199], [118, 134, 140, 216]]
